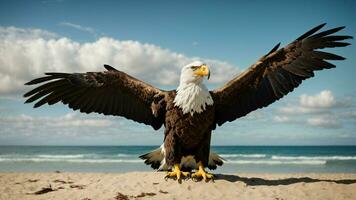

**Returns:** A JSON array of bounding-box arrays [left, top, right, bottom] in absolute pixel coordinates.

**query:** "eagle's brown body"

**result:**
[[163, 91, 215, 167], [24, 24, 351, 179]]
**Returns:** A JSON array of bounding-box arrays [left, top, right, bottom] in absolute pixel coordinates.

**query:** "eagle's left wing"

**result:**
[[24, 65, 167, 130], [211, 24, 352, 127]]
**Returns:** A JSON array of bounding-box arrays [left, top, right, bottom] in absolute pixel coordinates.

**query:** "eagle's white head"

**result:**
[[173, 61, 214, 115]]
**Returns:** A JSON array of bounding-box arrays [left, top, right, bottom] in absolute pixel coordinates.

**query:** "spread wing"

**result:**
[[212, 23, 352, 126], [24, 65, 166, 130]]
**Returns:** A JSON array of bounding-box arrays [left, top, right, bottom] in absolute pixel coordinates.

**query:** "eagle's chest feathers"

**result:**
[[173, 83, 214, 115]]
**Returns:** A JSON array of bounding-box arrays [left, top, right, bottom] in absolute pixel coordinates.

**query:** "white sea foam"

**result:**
[[271, 156, 356, 160], [220, 154, 267, 158], [37, 154, 86, 159], [117, 154, 132, 157], [226, 160, 326, 165], [67, 159, 142, 163]]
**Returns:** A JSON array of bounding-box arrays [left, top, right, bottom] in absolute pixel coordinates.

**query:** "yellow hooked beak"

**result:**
[[194, 65, 210, 79]]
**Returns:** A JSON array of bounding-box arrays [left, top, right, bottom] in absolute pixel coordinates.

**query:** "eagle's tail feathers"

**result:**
[[207, 152, 225, 170], [139, 145, 224, 171], [139, 145, 165, 170]]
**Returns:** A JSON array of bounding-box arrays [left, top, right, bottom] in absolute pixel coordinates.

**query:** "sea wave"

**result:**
[[0, 158, 325, 164], [68, 159, 143, 163], [117, 154, 133, 157], [37, 154, 86, 159], [271, 156, 356, 160], [220, 154, 267, 158], [0, 153, 138, 159], [226, 160, 326, 165]]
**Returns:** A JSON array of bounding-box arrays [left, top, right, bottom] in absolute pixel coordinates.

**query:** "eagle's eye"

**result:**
[[190, 66, 199, 71]]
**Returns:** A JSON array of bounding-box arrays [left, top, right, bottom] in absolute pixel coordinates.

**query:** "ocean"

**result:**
[[0, 146, 355, 173]]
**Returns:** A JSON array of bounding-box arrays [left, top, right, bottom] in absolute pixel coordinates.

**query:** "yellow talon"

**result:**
[[165, 164, 190, 182], [191, 162, 214, 182]]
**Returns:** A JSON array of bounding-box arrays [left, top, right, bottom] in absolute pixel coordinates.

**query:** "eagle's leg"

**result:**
[[191, 161, 214, 182], [165, 164, 190, 182]]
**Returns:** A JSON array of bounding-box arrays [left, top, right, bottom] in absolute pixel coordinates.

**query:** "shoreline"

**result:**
[[1, 172, 356, 200]]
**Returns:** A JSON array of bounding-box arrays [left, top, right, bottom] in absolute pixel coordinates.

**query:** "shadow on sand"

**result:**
[[215, 174, 356, 186]]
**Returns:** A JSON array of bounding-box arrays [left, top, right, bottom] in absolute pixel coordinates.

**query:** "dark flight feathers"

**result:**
[[212, 23, 352, 126], [24, 66, 165, 130]]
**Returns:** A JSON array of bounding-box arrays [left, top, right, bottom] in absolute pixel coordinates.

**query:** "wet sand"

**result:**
[[1, 172, 356, 200]]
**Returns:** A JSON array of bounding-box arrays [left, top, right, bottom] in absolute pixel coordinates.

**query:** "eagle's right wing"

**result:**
[[212, 24, 352, 127], [24, 65, 167, 130]]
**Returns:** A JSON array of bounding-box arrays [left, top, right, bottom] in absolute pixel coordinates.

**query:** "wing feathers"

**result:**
[[23, 80, 67, 97], [310, 51, 345, 60], [296, 23, 326, 41], [67, 89, 89, 110], [25, 89, 53, 104], [310, 26, 345, 39], [283, 63, 311, 77], [104, 64, 119, 71], [24, 65, 166, 130], [33, 85, 72, 108], [24, 75, 62, 85], [266, 42, 281, 56], [321, 35, 353, 41]]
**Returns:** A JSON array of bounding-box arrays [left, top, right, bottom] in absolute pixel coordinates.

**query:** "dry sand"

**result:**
[[0, 172, 355, 200]]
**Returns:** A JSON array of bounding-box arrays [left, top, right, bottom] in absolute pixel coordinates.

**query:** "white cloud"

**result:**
[[340, 110, 356, 119], [243, 110, 264, 120], [0, 26, 240, 96], [60, 22, 96, 35], [273, 114, 342, 129], [1, 113, 112, 128], [278, 106, 320, 114], [273, 115, 290, 123], [307, 116, 341, 129], [278, 90, 340, 114], [300, 90, 336, 108], [0, 26, 59, 40]]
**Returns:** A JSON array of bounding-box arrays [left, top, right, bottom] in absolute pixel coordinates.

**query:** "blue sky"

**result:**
[[0, 0, 355, 145]]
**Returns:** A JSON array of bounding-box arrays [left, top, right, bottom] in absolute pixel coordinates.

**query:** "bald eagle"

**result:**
[[24, 24, 351, 182]]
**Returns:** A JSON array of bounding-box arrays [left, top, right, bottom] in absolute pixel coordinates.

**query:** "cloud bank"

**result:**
[[278, 90, 347, 114], [0, 26, 240, 96], [275, 90, 353, 129]]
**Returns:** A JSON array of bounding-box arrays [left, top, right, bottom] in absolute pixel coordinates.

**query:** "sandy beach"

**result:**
[[0, 172, 355, 200]]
